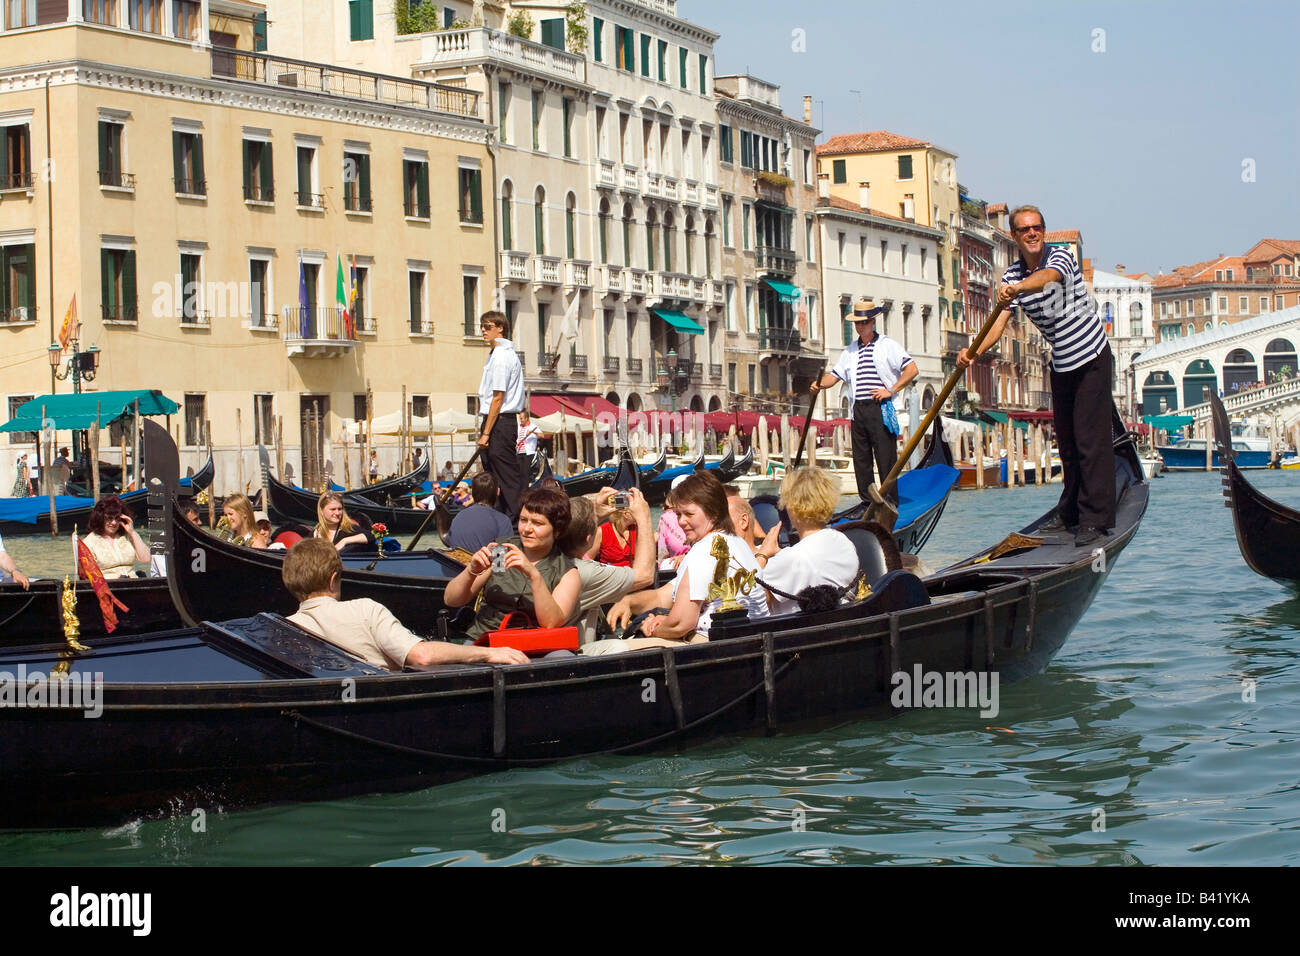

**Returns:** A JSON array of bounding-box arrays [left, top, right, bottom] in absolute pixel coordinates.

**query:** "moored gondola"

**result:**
[[341, 454, 431, 505], [1211, 391, 1300, 584], [0, 408, 1147, 828]]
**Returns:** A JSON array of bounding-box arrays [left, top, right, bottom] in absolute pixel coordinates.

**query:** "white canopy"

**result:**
[[344, 407, 478, 438]]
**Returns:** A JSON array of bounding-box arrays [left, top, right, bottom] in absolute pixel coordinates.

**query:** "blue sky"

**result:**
[[700, 0, 1299, 274]]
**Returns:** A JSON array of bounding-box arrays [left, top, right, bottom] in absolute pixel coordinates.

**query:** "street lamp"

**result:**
[[665, 348, 678, 415], [48, 337, 100, 460]]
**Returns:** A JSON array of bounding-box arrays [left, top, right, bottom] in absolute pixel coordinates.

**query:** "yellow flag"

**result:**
[[57, 294, 77, 350]]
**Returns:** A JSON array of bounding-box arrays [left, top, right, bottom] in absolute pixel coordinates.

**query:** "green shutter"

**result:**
[[832, 158, 845, 184], [599, 215, 607, 263], [593, 17, 602, 60], [469, 169, 482, 222], [297, 147, 311, 202], [443, 4, 453, 29], [254, 11, 267, 50], [899, 154, 912, 179], [172, 131, 184, 190], [417, 163, 429, 217], [679, 47, 687, 88], [98, 122, 110, 181], [699, 53, 706, 92], [562, 98, 571, 156], [193, 135, 205, 193], [622, 28, 633, 72], [0, 248, 8, 313], [657, 40, 666, 80], [640, 35, 650, 76], [502, 195, 512, 249], [123, 250, 137, 315], [541, 18, 564, 50], [349, 0, 360, 40], [534, 200, 544, 254], [242, 140, 253, 196], [100, 248, 113, 315], [18, 244, 35, 312], [261, 141, 274, 200], [566, 208, 575, 258], [358, 152, 369, 208], [410, 272, 421, 330]]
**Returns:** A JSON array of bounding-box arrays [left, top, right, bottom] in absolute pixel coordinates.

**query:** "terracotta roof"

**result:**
[[816, 130, 932, 156], [1044, 229, 1080, 242], [986, 202, 1007, 213], [1243, 238, 1300, 263], [1152, 255, 1249, 289], [822, 195, 913, 224]]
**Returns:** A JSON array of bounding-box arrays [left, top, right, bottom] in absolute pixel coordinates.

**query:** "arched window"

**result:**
[[598, 198, 610, 264], [622, 203, 634, 267], [500, 180, 514, 250], [663, 211, 675, 272], [1128, 300, 1143, 337], [704, 217, 715, 278], [534, 185, 546, 255], [565, 193, 577, 259]]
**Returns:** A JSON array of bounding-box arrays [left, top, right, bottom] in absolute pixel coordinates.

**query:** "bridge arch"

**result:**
[[1183, 359, 1216, 407], [1142, 370, 1177, 414], [1223, 348, 1258, 393], [1265, 338, 1297, 381]]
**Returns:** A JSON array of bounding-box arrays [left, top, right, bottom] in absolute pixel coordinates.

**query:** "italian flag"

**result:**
[[336, 254, 353, 339]]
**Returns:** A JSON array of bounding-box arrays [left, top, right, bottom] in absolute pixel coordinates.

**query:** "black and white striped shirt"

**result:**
[[1003, 246, 1107, 373], [855, 338, 886, 400]]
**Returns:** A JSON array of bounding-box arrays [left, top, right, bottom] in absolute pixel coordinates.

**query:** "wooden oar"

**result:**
[[791, 367, 824, 471], [864, 302, 1009, 530], [376, 449, 481, 568]]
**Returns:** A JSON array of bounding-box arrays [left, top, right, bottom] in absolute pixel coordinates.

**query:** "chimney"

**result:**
[[858, 181, 870, 211], [817, 172, 829, 199], [1116, 263, 1126, 273], [803, 95, 812, 125]]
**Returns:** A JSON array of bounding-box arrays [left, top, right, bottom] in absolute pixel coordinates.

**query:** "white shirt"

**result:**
[[517, 421, 541, 454], [479, 338, 525, 414], [831, 333, 914, 409], [671, 531, 769, 637], [570, 560, 637, 645], [759, 529, 859, 616]]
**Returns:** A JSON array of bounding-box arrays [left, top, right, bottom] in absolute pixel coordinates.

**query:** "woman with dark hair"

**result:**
[[84, 495, 151, 579], [598, 471, 767, 652], [314, 492, 376, 554], [445, 486, 580, 641]]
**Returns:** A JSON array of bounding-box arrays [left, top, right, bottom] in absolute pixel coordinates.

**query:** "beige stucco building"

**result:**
[[0, 2, 495, 489]]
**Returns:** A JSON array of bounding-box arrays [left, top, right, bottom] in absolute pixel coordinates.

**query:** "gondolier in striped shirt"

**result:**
[[812, 297, 918, 503], [958, 205, 1114, 546]]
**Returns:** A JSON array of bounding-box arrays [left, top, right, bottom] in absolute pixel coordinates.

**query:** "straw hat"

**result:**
[[853, 297, 884, 319]]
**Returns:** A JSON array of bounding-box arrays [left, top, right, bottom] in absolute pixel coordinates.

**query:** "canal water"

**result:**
[[2, 470, 1299, 865]]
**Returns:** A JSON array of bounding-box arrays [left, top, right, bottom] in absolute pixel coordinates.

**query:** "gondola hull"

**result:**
[[0, 414, 1147, 828], [1211, 392, 1300, 584]]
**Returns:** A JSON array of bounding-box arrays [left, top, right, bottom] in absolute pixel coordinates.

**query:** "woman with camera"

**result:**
[[444, 486, 581, 642], [585, 492, 637, 567]]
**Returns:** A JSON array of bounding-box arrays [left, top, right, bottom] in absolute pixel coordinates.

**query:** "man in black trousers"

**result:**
[[476, 311, 527, 519], [958, 205, 1114, 547]]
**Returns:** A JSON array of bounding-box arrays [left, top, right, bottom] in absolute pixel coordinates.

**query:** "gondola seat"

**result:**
[[834, 520, 902, 588]]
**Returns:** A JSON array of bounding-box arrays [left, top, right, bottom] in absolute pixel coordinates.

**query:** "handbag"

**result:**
[[474, 611, 579, 655]]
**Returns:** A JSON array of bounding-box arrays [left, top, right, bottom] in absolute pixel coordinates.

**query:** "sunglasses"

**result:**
[[1013, 223, 1045, 234]]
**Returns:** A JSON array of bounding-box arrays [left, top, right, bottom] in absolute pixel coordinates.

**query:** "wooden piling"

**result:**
[[89, 409, 101, 501], [975, 427, 985, 490]]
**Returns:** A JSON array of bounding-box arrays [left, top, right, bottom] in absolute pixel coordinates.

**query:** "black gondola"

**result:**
[[0, 409, 1147, 828], [639, 451, 707, 507], [560, 449, 666, 497], [342, 455, 431, 505], [263, 465, 441, 534], [1212, 391, 1300, 584]]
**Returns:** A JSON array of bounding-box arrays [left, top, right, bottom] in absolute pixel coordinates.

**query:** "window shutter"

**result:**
[[679, 47, 687, 88], [101, 249, 113, 314], [349, 0, 360, 40], [357, 153, 369, 206], [124, 250, 137, 314], [172, 131, 184, 189], [242, 140, 253, 196], [469, 168, 482, 222], [193, 135, 205, 192], [535, 201, 544, 254], [261, 142, 274, 199], [20, 245, 35, 311], [98, 122, 110, 180], [254, 11, 267, 51], [417, 163, 429, 217], [622, 28, 633, 71], [566, 208, 575, 258], [502, 196, 512, 249], [640, 34, 650, 76], [593, 17, 602, 60], [0, 248, 8, 312]]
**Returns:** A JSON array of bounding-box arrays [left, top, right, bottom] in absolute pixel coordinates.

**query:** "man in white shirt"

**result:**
[[476, 310, 527, 519], [516, 409, 542, 483], [811, 297, 918, 503]]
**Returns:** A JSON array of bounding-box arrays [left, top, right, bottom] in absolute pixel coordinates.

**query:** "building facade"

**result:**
[[1, 2, 495, 488], [1089, 268, 1153, 417]]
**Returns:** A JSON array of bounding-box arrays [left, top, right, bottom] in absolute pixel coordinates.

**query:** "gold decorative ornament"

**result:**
[[60, 575, 89, 652], [707, 534, 757, 614], [194, 488, 210, 506]]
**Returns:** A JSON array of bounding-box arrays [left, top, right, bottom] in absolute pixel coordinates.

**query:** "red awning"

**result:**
[[529, 394, 592, 418], [1005, 410, 1055, 422]]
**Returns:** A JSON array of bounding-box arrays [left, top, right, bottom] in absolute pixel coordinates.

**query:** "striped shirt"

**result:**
[[855, 338, 885, 400], [1003, 246, 1108, 373]]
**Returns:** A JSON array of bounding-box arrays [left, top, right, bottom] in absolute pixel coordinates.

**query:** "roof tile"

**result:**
[[816, 130, 932, 156]]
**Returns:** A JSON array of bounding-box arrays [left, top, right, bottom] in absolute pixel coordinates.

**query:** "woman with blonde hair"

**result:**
[[315, 492, 376, 554], [220, 493, 258, 546], [758, 466, 859, 615]]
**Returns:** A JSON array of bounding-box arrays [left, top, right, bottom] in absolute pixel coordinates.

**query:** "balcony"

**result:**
[[598, 159, 617, 187], [410, 26, 586, 87], [533, 255, 562, 286], [179, 311, 211, 329], [296, 190, 326, 210], [704, 184, 719, 209], [759, 327, 801, 353], [102, 303, 138, 325], [283, 306, 361, 357], [626, 357, 644, 378], [570, 354, 589, 375], [690, 362, 703, 381], [710, 363, 723, 379], [0, 306, 37, 324], [622, 165, 639, 190], [603, 355, 620, 374], [1, 170, 34, 191], [597, 264, 624, 297], [682, 180, 700, 205], [690, 278, 706, 303], [754, 175, 789, 205], [944, 330, 970, 355], [565, 259, 592, 289], [755, 245, 796, 277], [628, 268, 648, 296], [500, 251, 530, 283], [215, 50, 479, 118], [644, 171, 662, 196], [708, 280, 723, 306], [662, 176, 679, 201], [1027, 390, 1052, 410], [99, 170, 136, 190], [536, 351, 558, 374]]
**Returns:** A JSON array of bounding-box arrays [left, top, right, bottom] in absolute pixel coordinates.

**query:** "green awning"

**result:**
[[979, 409, 1029, 431], [0, 389, 180, 433], [651, 308, 704, 335], [763, 279, 802, 304], [1143, 414, 1193, 433]]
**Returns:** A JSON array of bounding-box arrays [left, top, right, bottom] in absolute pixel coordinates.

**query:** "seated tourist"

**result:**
[[561, 488, 655, 645], [656, 478, 690, 567], [251, 511, 285, 551], [180, 501, 202, 526], [83, 495, 151, 579], [596, 472, 767, 654], [445, 472, 514, 553], [444, 487, 581, 641], [726, 495, 781, 564], [0, 532, 30, 589], [284, 538, 526, 669], [759, 466, 859, 616], [221, 493, 258, 546], [315, 492, 376, 554], [450, 482, 473, 508], [585, 497, 638, 566]]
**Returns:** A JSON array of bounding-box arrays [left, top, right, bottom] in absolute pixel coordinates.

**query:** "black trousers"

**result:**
[[1051, 345, 1116, 530], [484, 412, 526, 520], [850, 399, 898, 501]]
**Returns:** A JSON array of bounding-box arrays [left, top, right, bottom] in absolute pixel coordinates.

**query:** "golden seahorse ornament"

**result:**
[[706, 534, 756, 613]]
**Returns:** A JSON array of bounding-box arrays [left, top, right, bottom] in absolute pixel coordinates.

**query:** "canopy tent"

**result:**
[[0, 389, 180, 433], [1143, 413, 1193, 433], [532, 412, 603, 435], [650, 308, 704, 334], [763, 278, 802, 304], [530, 394, 592, 419], [344, 407, 478, 439], [977, 409, 1030, 431]]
